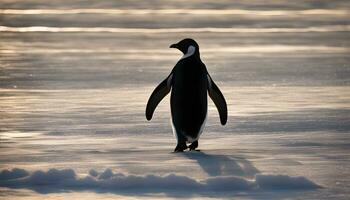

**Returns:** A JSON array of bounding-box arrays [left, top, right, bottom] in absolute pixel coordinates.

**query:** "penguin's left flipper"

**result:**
[[207, 74, 228, 125], [146, 73, 173, 120]]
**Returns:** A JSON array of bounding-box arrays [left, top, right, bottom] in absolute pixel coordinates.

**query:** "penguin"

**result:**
[[146, 38, 227, 152]]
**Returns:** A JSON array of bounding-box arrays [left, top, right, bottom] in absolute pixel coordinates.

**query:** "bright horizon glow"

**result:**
[[0, 45, 348, 54], [0, 8, 349, 16], [1, 25, 350, 33]]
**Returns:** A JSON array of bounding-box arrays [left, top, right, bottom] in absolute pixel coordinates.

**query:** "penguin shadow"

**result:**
[[182, 151, 259, 178]]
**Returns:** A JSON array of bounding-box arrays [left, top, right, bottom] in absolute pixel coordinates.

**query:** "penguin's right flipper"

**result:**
[[207, 75, 228, 125], [146, 73, 173, 120]]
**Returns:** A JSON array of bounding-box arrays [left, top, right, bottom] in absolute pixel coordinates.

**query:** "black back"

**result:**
[[171, 55, 208, 139]]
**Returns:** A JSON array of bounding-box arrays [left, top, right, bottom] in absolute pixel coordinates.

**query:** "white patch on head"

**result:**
[[180, 45, 196, 60]]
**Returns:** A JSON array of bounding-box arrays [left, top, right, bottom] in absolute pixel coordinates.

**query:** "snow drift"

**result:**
[[0, 168, 321, 194]]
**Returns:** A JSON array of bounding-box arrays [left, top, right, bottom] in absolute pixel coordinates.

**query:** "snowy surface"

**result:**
[[1, 0, 350, 199]]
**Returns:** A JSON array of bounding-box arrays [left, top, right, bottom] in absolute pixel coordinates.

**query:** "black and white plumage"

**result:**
[[146, 38, 227, 152]]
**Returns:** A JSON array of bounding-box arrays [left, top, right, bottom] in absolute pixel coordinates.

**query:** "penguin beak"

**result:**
[[169, 43, 178, 49]]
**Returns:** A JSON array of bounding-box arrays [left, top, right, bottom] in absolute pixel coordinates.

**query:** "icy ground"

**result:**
[[1, 0, 350, 199], [1, 86, 349, 199]]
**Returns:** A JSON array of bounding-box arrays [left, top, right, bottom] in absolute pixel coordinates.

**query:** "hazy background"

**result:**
[[0, 0, 350, 199]]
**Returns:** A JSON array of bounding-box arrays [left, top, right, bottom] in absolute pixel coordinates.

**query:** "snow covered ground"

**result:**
[[1, 0, 350, 199]]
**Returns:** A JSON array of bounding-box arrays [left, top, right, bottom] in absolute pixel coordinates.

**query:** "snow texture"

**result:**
[[0, 168, 321, 194]]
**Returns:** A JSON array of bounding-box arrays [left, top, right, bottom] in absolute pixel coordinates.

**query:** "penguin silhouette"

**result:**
[[146, 38, 227, 152]]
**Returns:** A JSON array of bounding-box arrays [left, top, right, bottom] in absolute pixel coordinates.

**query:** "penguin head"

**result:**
[[170, 38, 199, 55]]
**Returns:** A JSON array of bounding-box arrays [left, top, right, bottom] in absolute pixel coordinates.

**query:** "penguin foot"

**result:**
[[174, 144, 188, 152], [189, 141, 198, 151]]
